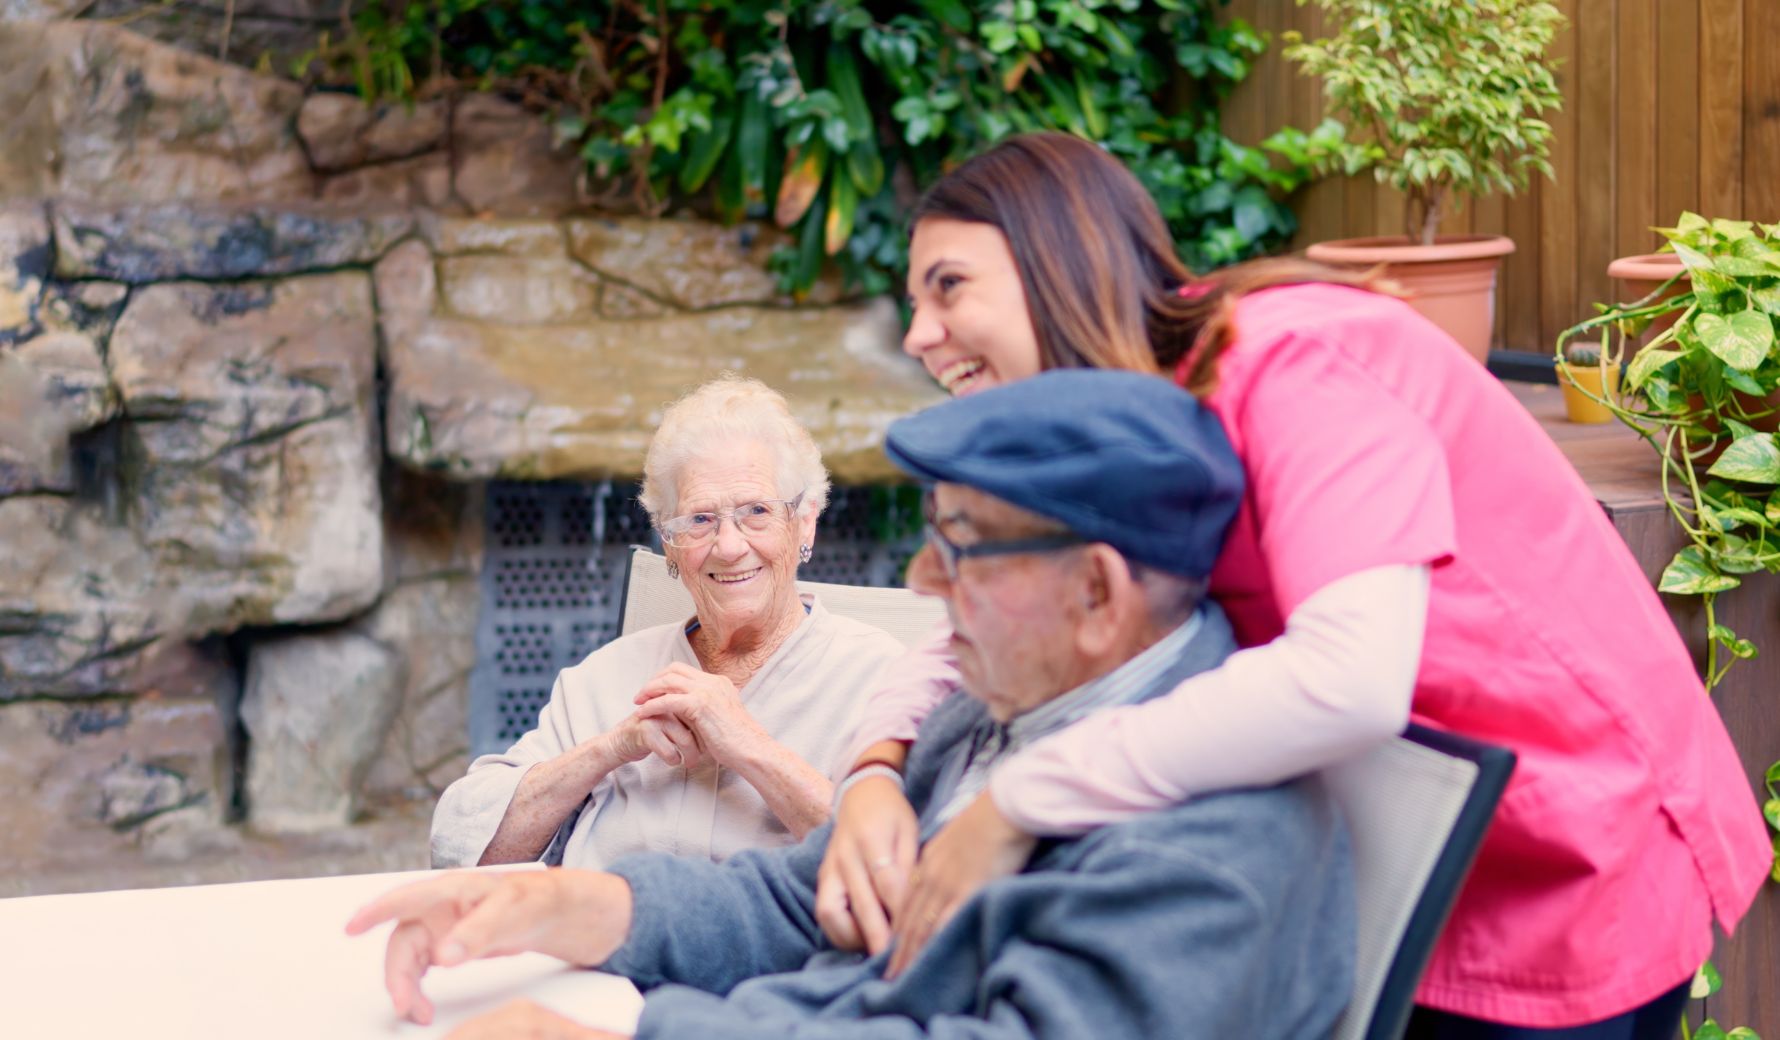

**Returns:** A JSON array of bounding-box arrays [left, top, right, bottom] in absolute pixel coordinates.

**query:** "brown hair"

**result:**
[[910, 133, 1393, 397]]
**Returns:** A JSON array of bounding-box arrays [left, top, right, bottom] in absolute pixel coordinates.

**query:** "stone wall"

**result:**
[[0, 18, 939, 889]]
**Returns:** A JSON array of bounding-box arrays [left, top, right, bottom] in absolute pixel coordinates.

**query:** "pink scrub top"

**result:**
[[1200, 283, 1771, 1025]]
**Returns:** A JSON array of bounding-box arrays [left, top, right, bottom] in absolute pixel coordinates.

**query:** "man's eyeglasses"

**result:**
[[922, 493, 1086, 581], [659, 493, 805, 548]]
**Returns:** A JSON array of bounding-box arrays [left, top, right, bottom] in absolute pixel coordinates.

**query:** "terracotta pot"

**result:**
[[1305, 234, 1515, 365], [1557, 362, 1620, 424], [1606, 252, 1689, 354]]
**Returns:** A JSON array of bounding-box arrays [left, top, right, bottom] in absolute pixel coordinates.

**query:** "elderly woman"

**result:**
[[431, 376, 903, 869]]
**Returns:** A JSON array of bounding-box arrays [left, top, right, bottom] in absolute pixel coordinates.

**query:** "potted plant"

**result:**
[[1283, 0, 1566, 364], [1556, 338, 1618, 424], [1606, 251, 1690, 354]]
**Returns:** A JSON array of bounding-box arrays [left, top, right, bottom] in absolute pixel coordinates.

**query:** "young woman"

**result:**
[[815, 133, 1771, 1039]]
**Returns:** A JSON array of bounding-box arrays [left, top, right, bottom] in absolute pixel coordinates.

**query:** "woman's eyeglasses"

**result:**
[[659, 493, 805, 548]]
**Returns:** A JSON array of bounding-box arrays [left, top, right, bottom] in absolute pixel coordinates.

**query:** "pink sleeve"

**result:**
[[1229, 330, 1456, 613], [837, 617, 962, 773], [989, 334, 1459, 833]]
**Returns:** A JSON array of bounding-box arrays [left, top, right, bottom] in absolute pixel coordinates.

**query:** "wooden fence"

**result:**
[[1221, 0, 1780, 354]]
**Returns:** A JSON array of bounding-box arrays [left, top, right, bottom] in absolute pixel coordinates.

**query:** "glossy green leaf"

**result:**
[[1658, 547, 1741, 596], [677, 110, 733, 193], [1707, 435, 1780, 484], [1695, 311, 1774, 371], [1626, 347, 1684, 389], [1693, 961, 1724, 999], [1765, 798, 1780, 831]]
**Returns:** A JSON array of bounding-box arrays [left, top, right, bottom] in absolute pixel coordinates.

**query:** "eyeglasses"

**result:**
[[658, 493, 805, 548], [922, 492, 1086, 581]]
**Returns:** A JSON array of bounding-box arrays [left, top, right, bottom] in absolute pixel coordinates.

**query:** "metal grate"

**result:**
[[469, 481, 921, 757]]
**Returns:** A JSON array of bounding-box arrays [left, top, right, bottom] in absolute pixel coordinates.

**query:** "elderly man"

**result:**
[[348, 370, 1355, 1040]]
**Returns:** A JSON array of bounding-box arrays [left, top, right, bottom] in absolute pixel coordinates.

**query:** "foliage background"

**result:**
[[297, 0, 1334, 294]]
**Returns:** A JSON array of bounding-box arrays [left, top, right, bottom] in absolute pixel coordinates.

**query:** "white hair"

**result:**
[[639, 374, 832, 524]]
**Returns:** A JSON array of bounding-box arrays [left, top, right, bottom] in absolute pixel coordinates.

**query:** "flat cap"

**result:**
[[884, 370, 1244, 579]]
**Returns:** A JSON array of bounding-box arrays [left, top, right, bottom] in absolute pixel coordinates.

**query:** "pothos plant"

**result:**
[[294, 0, 1337, 295], [1556, 214, 1780, 1040]]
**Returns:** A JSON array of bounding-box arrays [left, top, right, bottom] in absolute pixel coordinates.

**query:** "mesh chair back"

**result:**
[[619, 547, 945, 649], [1327, 725, 1515, 1040]]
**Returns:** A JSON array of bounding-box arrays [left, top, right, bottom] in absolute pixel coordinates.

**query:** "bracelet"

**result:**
[[834, 764, 904, 809], [845, 755, 905, 778]]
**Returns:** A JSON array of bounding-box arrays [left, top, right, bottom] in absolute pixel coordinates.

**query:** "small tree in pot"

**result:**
[[1283, 0, 1566, 362]]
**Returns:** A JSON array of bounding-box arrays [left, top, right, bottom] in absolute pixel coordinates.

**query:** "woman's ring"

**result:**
[[869, 855, 895, 870]]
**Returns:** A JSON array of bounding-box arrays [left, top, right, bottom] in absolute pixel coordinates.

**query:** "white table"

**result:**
[[0, 868, 644, 1039]]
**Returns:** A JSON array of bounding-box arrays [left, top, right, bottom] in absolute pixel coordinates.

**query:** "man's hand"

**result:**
[[445, 999, 628, 1040], [343, 870, 633, 1025], [885, 790, 1036, 979], [814, 774, 919, 954], [631, 663, 771, 769]]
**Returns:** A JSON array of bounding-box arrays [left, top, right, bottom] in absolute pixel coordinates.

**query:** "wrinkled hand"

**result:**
[[344, 870, 632, 1025], [885, 790, 1037, 979], [604, 710, 703, 770], [445, 998, 627, 1040], [632, 663, 770, 769], [814, 775, 919, 954]]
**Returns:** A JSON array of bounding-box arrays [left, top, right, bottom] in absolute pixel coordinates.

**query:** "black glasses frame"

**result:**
[[921, 490, 1086, 580]]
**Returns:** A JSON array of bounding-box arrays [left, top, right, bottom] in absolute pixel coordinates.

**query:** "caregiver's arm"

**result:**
[[993, 561, 1428, 833]]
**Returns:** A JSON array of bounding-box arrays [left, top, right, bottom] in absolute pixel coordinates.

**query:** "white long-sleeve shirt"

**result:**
[[432, 596, 902, 867], [846, 563, 1429, 835]]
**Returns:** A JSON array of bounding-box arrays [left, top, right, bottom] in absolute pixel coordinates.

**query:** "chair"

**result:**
[[618, 546, 1514, 1040], [618, 546, 946, 648], [1325, 724, 1515, 1040]]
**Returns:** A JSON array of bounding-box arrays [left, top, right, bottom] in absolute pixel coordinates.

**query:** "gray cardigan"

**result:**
[[603, 605, 1355, 1040]]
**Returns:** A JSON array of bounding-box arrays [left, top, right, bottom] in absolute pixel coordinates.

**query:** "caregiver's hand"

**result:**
[[814, 773, 919, 954], [344, 870, 633, 1025], [885, 790, 1036, 980]]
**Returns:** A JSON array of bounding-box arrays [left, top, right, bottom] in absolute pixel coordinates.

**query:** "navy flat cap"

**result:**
[[884, 370, 1244, 579]]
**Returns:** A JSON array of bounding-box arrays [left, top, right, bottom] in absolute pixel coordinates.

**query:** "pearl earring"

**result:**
[[798, 544, 813, 563]]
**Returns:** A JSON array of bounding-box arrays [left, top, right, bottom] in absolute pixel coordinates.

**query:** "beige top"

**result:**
[[430, 595, 902, 869]]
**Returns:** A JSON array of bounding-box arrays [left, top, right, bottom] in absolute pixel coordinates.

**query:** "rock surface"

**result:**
[[109, 273, 384, 628], [53, 202, 413, 282], [385, 296, 935, 483], [0, 690, 230, 871], [241, 629, 406, 833], [451, 94, 583, 216], [362, 470, 482, 799], [0, 22, 314, 203], [298, 94, 449, 171]]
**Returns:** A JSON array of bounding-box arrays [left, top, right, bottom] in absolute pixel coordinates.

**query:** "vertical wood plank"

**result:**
[[1538, 0, 1581, 351], [1698, 0, 1743, 219], [1471, 192, 1508, 347], [1616, 0, 1659, 258], [1745, 0, 1780, 221], [1218, 0, 1268, 146], [1503, 174, 1544, 351], [1655, 0, 1701, 227], [1575, 0, 1619, 321]]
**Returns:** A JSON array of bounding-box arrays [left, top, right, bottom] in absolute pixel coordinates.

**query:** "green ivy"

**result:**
[[295, 0, 1331, 294]]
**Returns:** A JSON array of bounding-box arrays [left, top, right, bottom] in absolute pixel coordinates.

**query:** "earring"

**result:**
[[666, 560, 680, 579], [798, 544, 813, 563]]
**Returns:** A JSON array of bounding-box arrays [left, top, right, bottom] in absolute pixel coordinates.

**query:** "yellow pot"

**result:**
[[1558, 362, 1621, 424]]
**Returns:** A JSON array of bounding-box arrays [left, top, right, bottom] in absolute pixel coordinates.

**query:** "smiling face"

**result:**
[[903, 218, 1044, 397], [664, 439, 815, 640], [907, 483, 1085, 722]]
